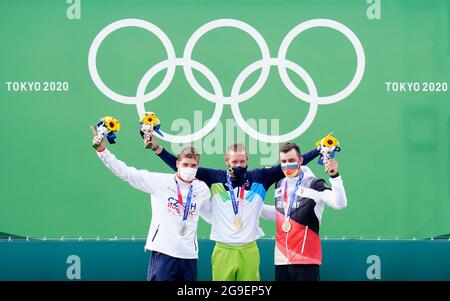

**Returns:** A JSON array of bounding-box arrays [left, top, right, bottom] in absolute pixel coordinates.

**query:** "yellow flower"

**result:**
[[323, 135, 338, 147], [140, 112, 160, 126], [316, 134, 339, 147], [102, 116, 120, 132]]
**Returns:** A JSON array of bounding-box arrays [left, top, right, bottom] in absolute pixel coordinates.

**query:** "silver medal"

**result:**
[[179, 223, 187, 236]]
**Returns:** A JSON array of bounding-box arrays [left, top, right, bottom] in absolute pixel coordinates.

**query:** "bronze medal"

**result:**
[[282, 220, 292, 233]]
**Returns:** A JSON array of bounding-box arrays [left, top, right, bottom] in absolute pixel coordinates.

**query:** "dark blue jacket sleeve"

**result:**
[[157, 148, 224, 187], [302, 148, 320, 165], [254, 148, 320, 191], [157, 148, 178, 171], [252, 165, 284, 191], [195, 167, 225, 188]]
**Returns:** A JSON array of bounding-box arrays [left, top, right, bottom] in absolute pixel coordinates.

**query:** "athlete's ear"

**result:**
[[224, 155, 229, 164], [298, 156, 304, 166], [176, 160, 180, 169]]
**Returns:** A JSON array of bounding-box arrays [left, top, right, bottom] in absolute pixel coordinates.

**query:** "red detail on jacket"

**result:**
[[276, 211, 322, 265]]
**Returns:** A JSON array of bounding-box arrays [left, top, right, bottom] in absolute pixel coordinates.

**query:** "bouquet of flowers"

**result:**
[[91, 116, 120, 149], [139, 112, 163, 149]]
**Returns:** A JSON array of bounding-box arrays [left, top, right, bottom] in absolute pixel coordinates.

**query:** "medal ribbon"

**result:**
[[283, 171, 304, 219], [175, 177, 193, 222], [226, 172, 245, 216]]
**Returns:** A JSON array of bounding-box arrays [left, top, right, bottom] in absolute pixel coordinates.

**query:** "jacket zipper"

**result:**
[[301, 226, 308, 254], [285, 231, 290, 264], [151, 224, 160, 242]]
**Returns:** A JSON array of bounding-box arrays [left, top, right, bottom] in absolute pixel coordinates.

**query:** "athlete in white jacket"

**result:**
[[92, 134, 211, 281]]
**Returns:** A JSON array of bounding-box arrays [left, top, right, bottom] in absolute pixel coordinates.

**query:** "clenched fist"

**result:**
[[325, 159, 339, 177]]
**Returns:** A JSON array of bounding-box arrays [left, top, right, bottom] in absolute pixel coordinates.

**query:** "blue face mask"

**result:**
[[229, 166, 248, 177]]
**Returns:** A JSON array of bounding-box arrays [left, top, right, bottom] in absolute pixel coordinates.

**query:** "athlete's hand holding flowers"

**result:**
[[325, 159, 339, 177]]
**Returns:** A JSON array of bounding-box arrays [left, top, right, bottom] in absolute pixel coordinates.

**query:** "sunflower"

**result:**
[[140, 112, 160, 126], [102, 116, 121, 132], [322, 135, 338, 147], [316, 134, 339, 147]]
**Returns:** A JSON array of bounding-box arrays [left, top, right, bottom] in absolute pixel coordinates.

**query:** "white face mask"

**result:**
[[178, 167, 198, 182]]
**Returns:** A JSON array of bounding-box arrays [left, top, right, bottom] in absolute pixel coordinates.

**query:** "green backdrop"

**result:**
[[0, 0, 449, 240]]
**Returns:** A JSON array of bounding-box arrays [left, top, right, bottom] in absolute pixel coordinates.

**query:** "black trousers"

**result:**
[[275, 264, 320, 281]]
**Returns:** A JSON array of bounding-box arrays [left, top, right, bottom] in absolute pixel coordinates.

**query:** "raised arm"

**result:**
[[319, 175, 347, 209], [97, 148, 162, 194], [151, 136, 224, 187], [148, 133, 178, 171], [93, 131, 162, 194], [254, 147, 320, 191], [309, 159, 347, 209], [157, 147, 178, 171], [302, 148, 320, 165]]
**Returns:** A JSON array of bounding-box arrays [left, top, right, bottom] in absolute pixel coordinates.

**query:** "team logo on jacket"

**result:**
[[167, 197, 197, 216]]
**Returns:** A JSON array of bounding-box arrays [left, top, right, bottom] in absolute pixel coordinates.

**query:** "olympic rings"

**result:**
[[88, 18, 365, 143]]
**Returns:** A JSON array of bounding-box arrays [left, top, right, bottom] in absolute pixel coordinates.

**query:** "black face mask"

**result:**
[[230, 166, 248, 178]]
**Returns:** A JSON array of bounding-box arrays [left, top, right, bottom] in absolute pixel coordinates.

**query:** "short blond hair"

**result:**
[[177, 146, 200, 162], [226, 143, 247, 155]]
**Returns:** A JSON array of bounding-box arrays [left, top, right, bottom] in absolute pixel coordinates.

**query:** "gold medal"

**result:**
[[233, 217, 243, 231], [282, 220, 292, 233], [179, 223, 187, 236]]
